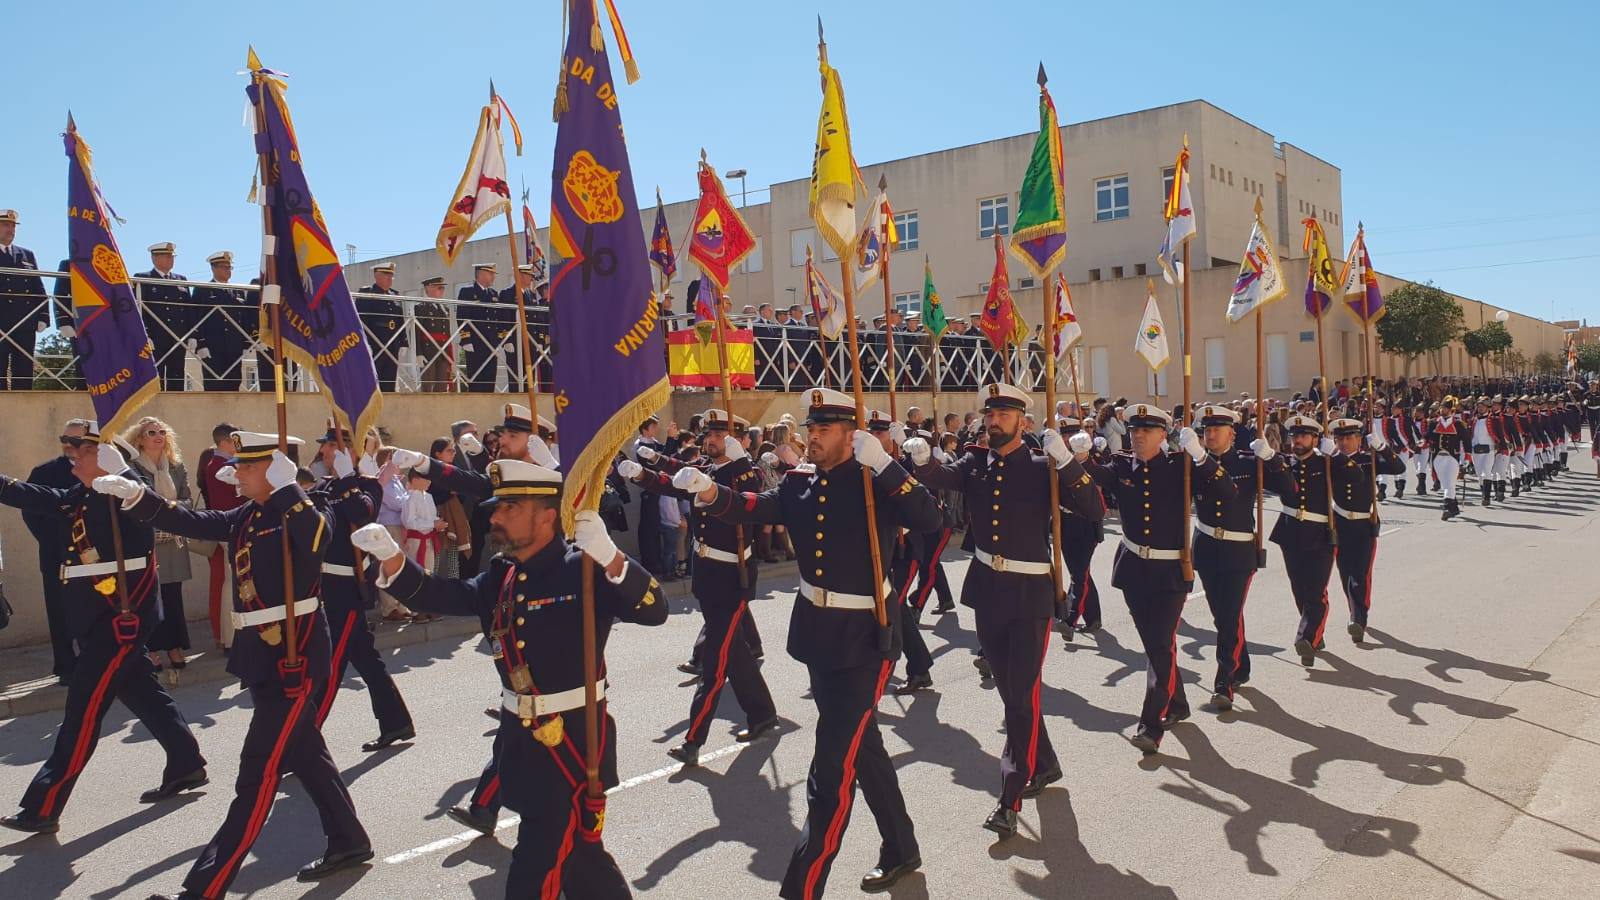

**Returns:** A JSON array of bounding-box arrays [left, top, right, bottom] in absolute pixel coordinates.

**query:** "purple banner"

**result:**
[[548, 0, 669, 531], [248, 65, 382, 443], [64, 125, 160, 436]]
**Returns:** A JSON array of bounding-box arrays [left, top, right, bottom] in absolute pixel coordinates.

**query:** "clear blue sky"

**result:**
[[7, 1, 1598, 323]]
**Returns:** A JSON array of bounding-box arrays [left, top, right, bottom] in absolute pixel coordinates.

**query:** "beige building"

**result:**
[[349, 99, 1562, 399]]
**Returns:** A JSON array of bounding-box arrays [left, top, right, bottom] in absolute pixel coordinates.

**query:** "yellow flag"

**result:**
[[809, 56, 861, 258]]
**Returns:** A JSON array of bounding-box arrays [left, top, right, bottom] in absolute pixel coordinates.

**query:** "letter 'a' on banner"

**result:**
[[548, 0, 669, 532], [64, 114, 160, 436], [247, 50, 382, 443]]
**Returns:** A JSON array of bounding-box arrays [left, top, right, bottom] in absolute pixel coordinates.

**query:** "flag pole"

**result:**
[[1313, 287, 1338, 548], [877, 174, 898, 419], [1359, 226, 1380, 525], [250, 57, 301, 674], [491, 82, 541, 422], [1179, 240, 1194, 582], [1252, 198, 1266, 566], [926, 256, 940, 433], [1043, 266, 1065, 604], [701, 153, 749, 589]]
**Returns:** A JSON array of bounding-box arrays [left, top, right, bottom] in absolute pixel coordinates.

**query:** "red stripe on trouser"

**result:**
[[38, 643, 133, 817], [1075, 569, 1094, 621], [1362, 543, 1377, 613], [317, 610, 359, 725], [1232, 573, 1255, 672], [540, 805, 581, 900], [1156, 610, 1182, 723], [1016, 625, 1051, 810], [204, 690, 312, 899], [802, 660, 891, 900], [474, 773, 500, 809], [686, 602, 748, 743], [914, 529, 951, 610]]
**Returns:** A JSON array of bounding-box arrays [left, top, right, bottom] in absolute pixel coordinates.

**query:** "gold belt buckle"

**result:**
[[815, 586, 829, 608], [696, 543, 709, 559], [515, 694, 535, 719], [991, 553, 1007, 572], [1137, 544, 1151, 559], [59, 563, 68, 583], [1213, 526, 1227, 540]]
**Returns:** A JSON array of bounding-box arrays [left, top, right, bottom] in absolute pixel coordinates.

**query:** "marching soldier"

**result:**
[[1429, 398, 1464, 519], [1269, 416, 1338, 667], [308, 426, 416, 751], [1379, 400, 1420, 500], [1469, 397, 1507, 506], [353, 461, 667, 897], [357, 263, 404, 392], [136, 241, 192, 391], [1328, 418, 1406, 643], [95, 431, 371, 895], [1082, 404, 1234, 754], [0, 208, 49, 390], [617, 409, 779, 766], [885, 422, 953, 695], [1191, 406, 1294, 711], [1409, 403, 1433, 497], [1054, 417, 1107, 640], [904, 383, 1104, 834], [677, 387, 942, 896], [193, 251, 252, 392], [0, 428, 206, 833], [459, 263, 510, 393]]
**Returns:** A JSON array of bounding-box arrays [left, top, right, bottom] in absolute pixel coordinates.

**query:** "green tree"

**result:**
[[1576, 343, 1600, 376], [1461, 320, 1513, 378], [1375, 281, 1466, 376], [1533, 350, 1562, 376], [32, 330, 81, 390], [1502, 348, 1529, 375]]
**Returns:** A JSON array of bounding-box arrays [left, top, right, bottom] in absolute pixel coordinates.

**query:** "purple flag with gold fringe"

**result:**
[[548, 0, 668, 531], [247, 51, 382, 444], [64, 117, 159, 436]]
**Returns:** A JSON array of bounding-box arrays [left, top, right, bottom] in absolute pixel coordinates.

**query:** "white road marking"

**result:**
[[384, 739, 749, 865]]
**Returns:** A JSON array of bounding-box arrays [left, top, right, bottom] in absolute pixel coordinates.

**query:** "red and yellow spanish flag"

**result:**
[[667, 328, 754, 389]]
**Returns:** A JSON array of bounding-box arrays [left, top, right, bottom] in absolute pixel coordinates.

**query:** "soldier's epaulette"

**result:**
[[962, 443, 985, 454], [786, 463, 816, 477]]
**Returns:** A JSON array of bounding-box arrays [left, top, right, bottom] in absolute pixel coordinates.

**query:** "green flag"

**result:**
[[921, 256, 948, 340], [1010, 65, 1067, 277]]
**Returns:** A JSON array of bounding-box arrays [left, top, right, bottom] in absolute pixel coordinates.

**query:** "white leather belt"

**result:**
[[61, 558, 147, 581], [232, 598, 319, 629], [973, 548, 1053, 575], [1119, 537, 1183, 561], [695, 543, 752, 564], [1196, 525, 1255, 542], [1332, 503, 1372, 520], [321, 563, 355, 577], [502, 681, 606, 719], [798, 579, 883, 610], [1285, 508, 1330, 523]]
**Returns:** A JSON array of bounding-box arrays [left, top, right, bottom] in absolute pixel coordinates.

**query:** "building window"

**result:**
[[1095, 175, 1130, 221], [891, 291, 921, 315], [1227, 170, 1234, 186], [978, 281, 990, 295], [1018, 276, 1036, 290], [1299, 330, 1315, 343], [1088, 268, 1101, 282], [789, 228, 837, 267], [893, 211, 919, 251], [1161, 166, 1175, 207], [1135, 262, 1147, 277], [1205, 337, 1226, 393], [736, 238, 764, 274], [1111, 266, 1124, 279], [978, 196, 1010, 238]]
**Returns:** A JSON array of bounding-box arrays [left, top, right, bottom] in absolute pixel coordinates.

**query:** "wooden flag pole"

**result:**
[[1043, 265, 1065, 604], [708, 287, 750, 590], [1314, 300, 1338, 547], [1254, 303, 1267, 566], [930, 332, 941, 435], [1179, 242, 1194, 582], [840, 256, 889, 634], [1365, 317, 1380, 526], [877, 175, 898, 419], [491, 84, 542, 423]]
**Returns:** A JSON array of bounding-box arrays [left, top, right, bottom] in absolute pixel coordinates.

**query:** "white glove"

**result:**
[[96, 442, 127, 475], [332, 449, 354, 479], [571, 510, 619, 568], [217, 466, 239, 486], [1319, 436, 1337, 456], [1042, 430, 1071, 468], [528, 436, 559, 469], [547, 443, 560, 465], [458, 432, 483, 456], [1367, 431, 1387, 451], [932, 446, 951, 464], [196, 347, 211, 360], [266, 450, 297, 490], [853, 429, 893, 474], [902, 436, 932, 467], [92, 474, 143, 501], [358, 453, 379, 478], [636, 445, 660, 464], [391, 448, 429, 471], [760, 452, 779, 467], [351, 522, 402, 561], [1068, 432, 1093, 456], [617, 459, 643, 480], [671, 467, 714, 495], [722, 434, 747, 462], [1250, 437, 1276, 461], [888, 422, 907, 446], [1179, 426, 1206, 463], [1093, 436, 1108, 452]]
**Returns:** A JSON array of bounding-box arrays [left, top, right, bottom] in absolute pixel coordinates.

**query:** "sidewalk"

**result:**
[[0, 560, 789, 721]]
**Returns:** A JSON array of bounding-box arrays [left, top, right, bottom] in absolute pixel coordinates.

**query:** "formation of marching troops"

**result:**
[[0, 381, 1592, 898]]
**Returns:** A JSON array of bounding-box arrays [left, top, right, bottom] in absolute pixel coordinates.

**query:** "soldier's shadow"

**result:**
[[1178, 619, 1288, 667], [0, 793, 203, 899], [1302, 650, 1517, 727], [881, 691, 993, 794], [631, 736, 796, 890], [1362, 627, 1551, 687], [0, 678, 242, 769], [987, 787, 1178, 898], [1064, 627, 1146, 689], [1455, 516, 1555, 530]]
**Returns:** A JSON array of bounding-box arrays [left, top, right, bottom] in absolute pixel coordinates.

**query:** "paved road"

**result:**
[[3, 464, 1600, 899]]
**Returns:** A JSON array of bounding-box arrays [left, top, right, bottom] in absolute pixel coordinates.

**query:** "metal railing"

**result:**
[[0, 266, 1052, 394]]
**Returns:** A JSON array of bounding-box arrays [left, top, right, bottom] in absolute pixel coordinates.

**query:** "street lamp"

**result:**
[[726, 168, 748, 208]]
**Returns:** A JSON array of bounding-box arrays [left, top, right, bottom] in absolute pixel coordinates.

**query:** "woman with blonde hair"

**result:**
[[122, 416, 194, 680]]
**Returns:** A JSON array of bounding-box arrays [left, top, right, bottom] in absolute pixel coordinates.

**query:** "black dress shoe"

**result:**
[[361, 726, 416, 753], [1231, 672, 1251, 687], [1130, 728, 1161, 755], [1294, 638, 1315, 667], [1348, 621, 1366, 643], [982, 804, 1018, 837], [934, 603, 956, 615], [1, 811, 59, 834], [676, 661, 701, 676], [296, 846, 374, 881], [667, 743, 701, 766], [736, 717, 779, 742], [139, 768, 208, 803], [1160, 708, 1191, 729], [1078, 620, 1102, 634], [1021, 764, 1062, 798], [446, 804, 498, 835], [893, 674, 932, 696], [1210, 691, 1233, 712], [972, 655, 993, 680], [860, 855, 921, 892]]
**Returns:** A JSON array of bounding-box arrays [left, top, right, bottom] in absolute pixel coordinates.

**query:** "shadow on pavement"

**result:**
[[989, 787, 1178, 898], [1364, 627, 1550, 687], [1303, 651, 1518, 726], [0, 793, 203, 899]]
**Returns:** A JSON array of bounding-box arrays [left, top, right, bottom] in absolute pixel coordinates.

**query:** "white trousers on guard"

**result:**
[[1433, 453, 1460, 500]]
